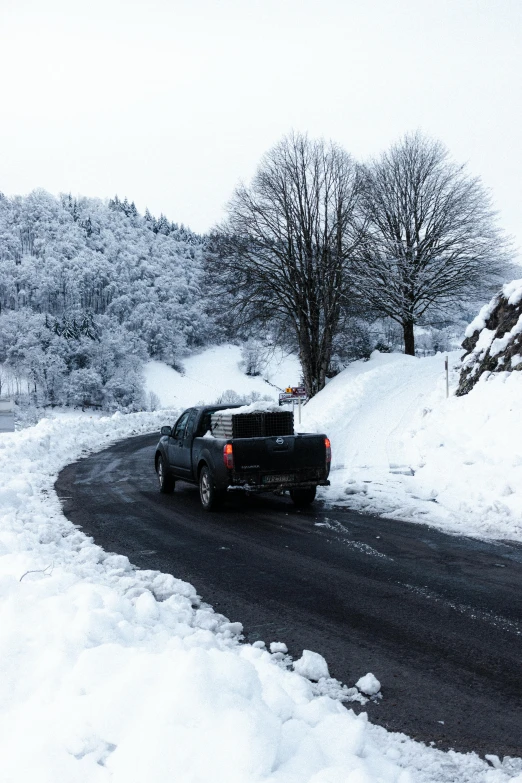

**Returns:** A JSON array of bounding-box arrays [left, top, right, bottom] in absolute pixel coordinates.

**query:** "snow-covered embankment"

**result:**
[[300, 351, 522, 542]]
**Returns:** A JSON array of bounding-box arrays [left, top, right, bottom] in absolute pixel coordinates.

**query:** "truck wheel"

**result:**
[[199, 466, 225, 511], [157, 455, 175, 494], [290, 486, 316, 508]]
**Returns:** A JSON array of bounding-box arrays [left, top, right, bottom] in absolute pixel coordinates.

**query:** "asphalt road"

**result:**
[[55, 432, 522, 759]]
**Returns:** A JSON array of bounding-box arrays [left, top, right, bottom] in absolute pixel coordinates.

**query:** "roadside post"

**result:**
[[445, 356, 449, 398]]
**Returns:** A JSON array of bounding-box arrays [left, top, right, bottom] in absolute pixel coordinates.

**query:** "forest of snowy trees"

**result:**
[[0, 190, 214, 410], [0, 132, 512, 411]]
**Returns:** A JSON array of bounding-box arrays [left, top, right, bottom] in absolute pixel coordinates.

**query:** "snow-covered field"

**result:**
[[1, 345, 522, 781], [1, 411, 521, 782], [144, 344, 301, 408], [301, 351, 522, 543]]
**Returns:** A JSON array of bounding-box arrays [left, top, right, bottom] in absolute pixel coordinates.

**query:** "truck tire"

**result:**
[[290, 486, 316, 508], [199, 465, 225, 511], [156, 455, 175, 494]]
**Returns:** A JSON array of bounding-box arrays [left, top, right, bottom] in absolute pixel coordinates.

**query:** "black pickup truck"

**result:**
[[154, 405, 331, 511]]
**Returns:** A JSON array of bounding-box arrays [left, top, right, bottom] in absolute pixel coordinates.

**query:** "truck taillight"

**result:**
[[223, 443, 234, 470], [325, 437, 331, 463]]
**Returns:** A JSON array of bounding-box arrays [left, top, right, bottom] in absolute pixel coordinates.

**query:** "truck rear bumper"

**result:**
[[228, 479, 330, 493]]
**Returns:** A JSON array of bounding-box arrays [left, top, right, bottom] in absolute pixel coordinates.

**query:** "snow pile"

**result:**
[[458, 279, 522, 395], [409, 368, 522, 540], [293, 649, 330, 681], [1, 413, 520, 780], [269, 641, 288, 654], [300, 351, 522, 542], [356, 673, 381, 696]]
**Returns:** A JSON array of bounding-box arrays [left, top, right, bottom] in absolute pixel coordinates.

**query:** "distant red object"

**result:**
[[279, 386, 308, 405]]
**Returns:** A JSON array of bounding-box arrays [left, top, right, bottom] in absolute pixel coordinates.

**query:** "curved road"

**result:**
[[55, 432, 522, 759]]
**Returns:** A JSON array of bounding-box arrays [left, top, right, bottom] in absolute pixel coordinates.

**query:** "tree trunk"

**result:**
[[300, 347, 320, 399], [403, 320, 415, 356], [299, 337, 333, 398]]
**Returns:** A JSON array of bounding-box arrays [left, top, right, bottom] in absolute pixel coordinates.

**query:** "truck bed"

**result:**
[[155, 404, 330, 509], [193, 432, 330, 491]]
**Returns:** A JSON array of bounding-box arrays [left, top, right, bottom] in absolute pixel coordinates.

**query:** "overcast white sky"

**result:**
[[1, 0, 521, 253]]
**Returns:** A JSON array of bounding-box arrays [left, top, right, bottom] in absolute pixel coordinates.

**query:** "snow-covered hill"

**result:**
[[300, 351, 522, 542], [144, 345, 301, 408]]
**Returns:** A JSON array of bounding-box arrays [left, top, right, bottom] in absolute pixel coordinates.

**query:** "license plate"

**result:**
[[263, 474, 295, 484]]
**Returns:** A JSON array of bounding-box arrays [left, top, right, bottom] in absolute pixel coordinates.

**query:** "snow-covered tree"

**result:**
[[352, 132, 513, 355], [0, 190, 214, 409], [214, 132, 363, 397]]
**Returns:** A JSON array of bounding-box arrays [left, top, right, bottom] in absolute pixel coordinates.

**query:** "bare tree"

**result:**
[[212, 132, 361, 396], [352, 132, 513, 355]]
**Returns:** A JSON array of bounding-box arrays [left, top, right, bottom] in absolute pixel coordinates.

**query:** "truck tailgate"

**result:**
[[232, 434, 327, 477]]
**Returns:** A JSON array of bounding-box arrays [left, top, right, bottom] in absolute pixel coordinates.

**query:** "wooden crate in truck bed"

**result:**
[[210, 410, 294, 439]]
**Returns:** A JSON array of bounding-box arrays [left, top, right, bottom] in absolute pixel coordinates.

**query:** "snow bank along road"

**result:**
[[56, 433, 522, 760]]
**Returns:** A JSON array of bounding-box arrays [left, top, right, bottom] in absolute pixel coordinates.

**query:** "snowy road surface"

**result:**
[[56, 433, 522, 760]]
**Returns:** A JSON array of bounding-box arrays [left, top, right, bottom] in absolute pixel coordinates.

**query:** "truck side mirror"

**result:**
[[161, 426, 172, 437]]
